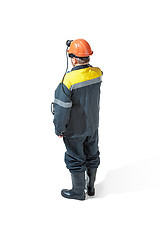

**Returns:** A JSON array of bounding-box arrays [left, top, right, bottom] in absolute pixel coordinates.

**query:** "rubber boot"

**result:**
[[87, 168, 97, 196], [61, 172, 85, 200]]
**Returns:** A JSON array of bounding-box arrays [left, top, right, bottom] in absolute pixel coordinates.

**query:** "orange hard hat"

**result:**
[[67, 39, 93, 57]]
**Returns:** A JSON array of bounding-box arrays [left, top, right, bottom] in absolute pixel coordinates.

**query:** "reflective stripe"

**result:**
[[54, 98, 72, 108], [70, 76, 102, 90]]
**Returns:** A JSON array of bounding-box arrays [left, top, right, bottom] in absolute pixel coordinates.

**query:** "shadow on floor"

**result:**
[[95, 156, 160, 198]]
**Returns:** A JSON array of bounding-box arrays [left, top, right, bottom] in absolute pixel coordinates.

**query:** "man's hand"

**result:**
[[58, 135, 63, 138]]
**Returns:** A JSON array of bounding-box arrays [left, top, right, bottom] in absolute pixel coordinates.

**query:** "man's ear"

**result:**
[[72, 57, 77, 66]]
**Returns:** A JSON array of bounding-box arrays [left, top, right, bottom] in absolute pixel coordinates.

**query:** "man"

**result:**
[[53, 39, 102, 200]]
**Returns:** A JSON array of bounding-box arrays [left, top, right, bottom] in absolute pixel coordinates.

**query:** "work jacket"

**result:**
[[53, 64, 102, 138]]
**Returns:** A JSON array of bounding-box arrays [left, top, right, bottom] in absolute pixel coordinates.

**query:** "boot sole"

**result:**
[[87, 192, 95, 196]]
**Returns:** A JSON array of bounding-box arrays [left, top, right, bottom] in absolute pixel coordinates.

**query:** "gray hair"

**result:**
[[76, 56, 90, 64]]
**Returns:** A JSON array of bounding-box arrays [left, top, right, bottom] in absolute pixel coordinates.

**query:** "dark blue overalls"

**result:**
[[53, 64, 102, 173]]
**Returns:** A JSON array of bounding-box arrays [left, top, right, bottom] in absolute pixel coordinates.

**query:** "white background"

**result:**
[[0, 0, 160, 239]]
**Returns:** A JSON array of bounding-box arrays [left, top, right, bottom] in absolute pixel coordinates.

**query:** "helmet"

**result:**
[[67, 39, 93, 57]]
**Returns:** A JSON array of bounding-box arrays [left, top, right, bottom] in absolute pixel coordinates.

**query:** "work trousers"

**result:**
[[63, 130, 100, 173]]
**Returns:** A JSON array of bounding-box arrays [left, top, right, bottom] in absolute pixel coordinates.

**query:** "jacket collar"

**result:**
[[71, 64, 92, 71]]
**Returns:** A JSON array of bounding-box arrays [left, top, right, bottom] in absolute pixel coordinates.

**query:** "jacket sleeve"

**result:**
[[53, 82, 72, 136]]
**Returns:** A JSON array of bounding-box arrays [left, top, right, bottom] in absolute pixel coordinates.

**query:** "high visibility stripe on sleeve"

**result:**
[[54, 98, 72, 108]]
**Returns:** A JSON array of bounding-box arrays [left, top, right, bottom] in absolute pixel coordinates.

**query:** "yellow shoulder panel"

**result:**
[[62, 67, 102, 90], [62, 73, 72, 90]]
